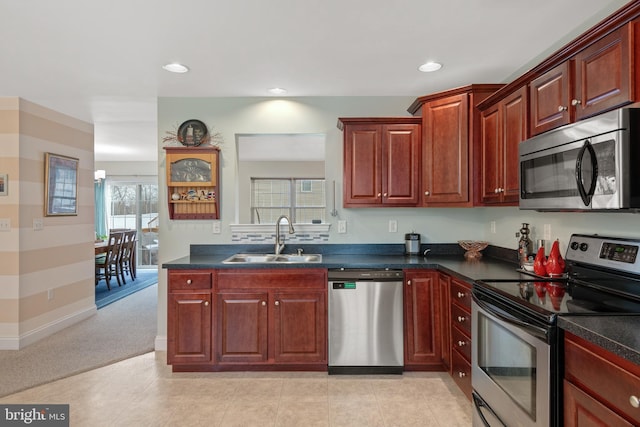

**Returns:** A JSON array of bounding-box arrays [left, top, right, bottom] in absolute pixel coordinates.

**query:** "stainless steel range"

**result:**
[[472, 234, 640, 427]]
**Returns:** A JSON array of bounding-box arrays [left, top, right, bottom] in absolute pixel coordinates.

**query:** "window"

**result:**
[[251, 178, 325, 224]]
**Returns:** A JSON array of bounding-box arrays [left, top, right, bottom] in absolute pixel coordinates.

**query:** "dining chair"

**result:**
[[95, 231, 124, 290], [119, 230, 137, 283]]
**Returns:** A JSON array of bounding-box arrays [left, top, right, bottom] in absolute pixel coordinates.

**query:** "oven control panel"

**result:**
[[566, 234, 640, 275]]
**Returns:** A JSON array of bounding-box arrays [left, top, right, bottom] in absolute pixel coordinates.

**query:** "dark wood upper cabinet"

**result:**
[[480, 86, 527, 205], [530, 21, 638, 136], [340, 117, 421, 207]]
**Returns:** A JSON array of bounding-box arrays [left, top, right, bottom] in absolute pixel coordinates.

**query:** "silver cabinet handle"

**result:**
[[458, 372, 466, 378], [458, 341, 466, 347], [261, 301, 266, 307], [571, 99, 581, 106], [457, 292, 465, 298], [186, 279, 192, 285], [275, 301, 280, 306], [558, 105, 568, 112], [457, 316, 466, 322], [630, 395, 640, 408]]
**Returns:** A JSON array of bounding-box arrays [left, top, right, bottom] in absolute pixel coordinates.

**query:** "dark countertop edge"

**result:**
[[558, 316, 640, 366]]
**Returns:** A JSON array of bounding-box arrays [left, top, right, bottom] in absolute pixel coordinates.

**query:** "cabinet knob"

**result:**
[[407, 280, 411, 286], [457, 316, 466, 323], [186, 279, 192, 285], [204, 301, 209, 306], [275, 301, 280, 306], [377, 193, 382, 197], [458, 372, 466, 378], [499, 188, 504, 193], [458, 341, 466, 347], [558, 105, 568, 112], [571, 99, 581, 106], [494, 188, 500, 194], [457, 292, 465, 298], [424, 191, 430, 196], [261, 301, 266, 306], [383, 193, 388, 197], [630, 395, 640, 408]]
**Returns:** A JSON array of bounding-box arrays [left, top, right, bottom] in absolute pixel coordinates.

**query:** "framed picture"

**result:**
[[0, 174, 7, 196], [45, 153, 79, 216]]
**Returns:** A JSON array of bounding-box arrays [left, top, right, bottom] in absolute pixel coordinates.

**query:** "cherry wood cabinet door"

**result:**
[[404, 270, 442, 368], [574, 24, 634, 121], [422, 93, 469, 205], [438, 273, 451, 370], [530, 61, 572, 136], [480, 103, 501, 204], [382, 123, 421, 205], [167, 292, 211, 364], [216, 291, 269, 364], [501, 87, 527, 203], [564, 380, 634, 427], [343, 124, 382, 205], [274, 290, 326, 363]]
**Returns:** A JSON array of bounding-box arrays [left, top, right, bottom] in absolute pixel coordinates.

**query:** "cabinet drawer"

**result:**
[[452, 325, 471, 362], [451, 349, 472, 400], [450, 280, 471, 309], [565, 333, 640, 425], [451, 303, 471, 336], [169, 271, 212, 291]]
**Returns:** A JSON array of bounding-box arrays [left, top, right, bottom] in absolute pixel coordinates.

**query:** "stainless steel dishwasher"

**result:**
[[328, 268, 404, 374]]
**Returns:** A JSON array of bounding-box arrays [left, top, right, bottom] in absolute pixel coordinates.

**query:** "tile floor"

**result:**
[[0, 352, 472, 426]]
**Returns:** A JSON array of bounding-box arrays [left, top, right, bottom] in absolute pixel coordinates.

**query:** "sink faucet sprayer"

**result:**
[[275, 215, 295, 255]]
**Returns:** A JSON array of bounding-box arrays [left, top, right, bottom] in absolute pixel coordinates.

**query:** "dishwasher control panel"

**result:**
[[328, 268, 404, 281]]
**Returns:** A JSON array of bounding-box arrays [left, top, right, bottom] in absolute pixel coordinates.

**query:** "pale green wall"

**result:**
[[154, 95, 640, 347]]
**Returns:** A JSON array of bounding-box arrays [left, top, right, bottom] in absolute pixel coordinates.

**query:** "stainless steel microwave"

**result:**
[[519, 107, 640, 211]]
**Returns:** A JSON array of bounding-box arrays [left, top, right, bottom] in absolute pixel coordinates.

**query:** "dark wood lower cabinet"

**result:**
[[167, 292, 212, 365], [216, 292, 268, 364]]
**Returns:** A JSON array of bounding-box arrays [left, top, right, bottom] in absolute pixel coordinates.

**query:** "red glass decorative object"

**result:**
[[533, 246, 548, 276], [546, 240, 565, 276]]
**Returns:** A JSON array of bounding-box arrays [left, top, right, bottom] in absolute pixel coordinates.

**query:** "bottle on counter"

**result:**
[[517, 223, 533, 268]]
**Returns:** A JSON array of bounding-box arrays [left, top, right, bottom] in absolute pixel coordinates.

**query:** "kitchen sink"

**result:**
[[222, 253, 322, 264]]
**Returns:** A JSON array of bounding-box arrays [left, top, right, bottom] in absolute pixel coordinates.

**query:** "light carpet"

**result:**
[[0, 283, 157, 397]]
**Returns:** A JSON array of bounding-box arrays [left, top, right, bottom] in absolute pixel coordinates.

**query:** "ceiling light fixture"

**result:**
[[267, 87, 287, 95], [418, 61, 443, 73], [162, 63, 189, 73]]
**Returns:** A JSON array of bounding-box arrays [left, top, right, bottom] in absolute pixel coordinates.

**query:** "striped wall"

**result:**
[[0, 98, 96, 349]]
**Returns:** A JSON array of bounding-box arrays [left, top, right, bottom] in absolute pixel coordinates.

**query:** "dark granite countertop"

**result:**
[[162, 243, 527, 284], [559, 316, 640, 365]]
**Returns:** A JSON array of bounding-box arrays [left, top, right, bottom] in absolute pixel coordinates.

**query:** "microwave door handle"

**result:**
[[575, 139, 599, 206]]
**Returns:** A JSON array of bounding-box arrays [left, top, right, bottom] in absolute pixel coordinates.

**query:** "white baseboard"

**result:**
[[0, 305, 97, 350], [155, 335, 167, 351]]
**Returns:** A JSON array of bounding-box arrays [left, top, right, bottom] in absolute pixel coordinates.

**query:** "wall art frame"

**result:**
[[0, 174, 7, 196], [45, 153, 79, 216]]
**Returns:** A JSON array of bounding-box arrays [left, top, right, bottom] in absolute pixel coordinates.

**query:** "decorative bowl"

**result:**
[[458, 240, 489, 260]]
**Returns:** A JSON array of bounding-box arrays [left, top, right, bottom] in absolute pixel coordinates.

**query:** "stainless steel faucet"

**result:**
[[274, 215, 295, 255]]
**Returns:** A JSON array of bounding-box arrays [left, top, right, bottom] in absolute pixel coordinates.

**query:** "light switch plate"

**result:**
[[212, 221, 221, 234], [33, 218, 44, 231], [0, 218, 10, 232], [338, 220, 347, 234], [388, 220, 397, 233]]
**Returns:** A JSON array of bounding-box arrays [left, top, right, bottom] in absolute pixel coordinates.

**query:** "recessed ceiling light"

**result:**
[[418, 61, 443, 73], [162, 63, 189, 73], [268, 87, 287, 95]]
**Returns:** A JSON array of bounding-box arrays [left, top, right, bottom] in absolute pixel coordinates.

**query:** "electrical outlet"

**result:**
[[338, 220, 347, 234], [543, 224, 551, 240], [212, 221, 221, 234], [0, 218, 10, 232], [490, 221, 496, 234], [388, 220, 397, 233], [47, 289, 54, 301], [33, 218, 44, 231]]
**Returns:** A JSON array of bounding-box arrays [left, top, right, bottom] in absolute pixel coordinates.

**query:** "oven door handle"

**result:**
[[575, 138, 598, 207], [472, 392, 507, 427], [473, 295, 549, 341]]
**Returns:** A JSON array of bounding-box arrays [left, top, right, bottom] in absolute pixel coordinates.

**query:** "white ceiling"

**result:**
[[0, 0, 631, 162]]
